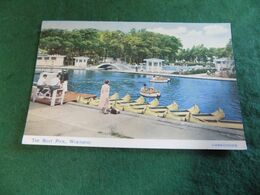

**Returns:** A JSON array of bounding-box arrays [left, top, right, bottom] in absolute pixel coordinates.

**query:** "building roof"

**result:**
[[143, 58, 164, 62], [73, 56, 89, 59], [38, 54, 66, 57], [214, 57, 229, 61]]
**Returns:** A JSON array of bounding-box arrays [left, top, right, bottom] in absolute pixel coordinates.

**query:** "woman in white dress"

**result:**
[[98, 80, 110, 114]]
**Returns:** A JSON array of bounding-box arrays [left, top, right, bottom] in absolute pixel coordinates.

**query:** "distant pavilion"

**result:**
[[74, 56, 89, 67], [144, 58, 164, 72], [213, 57, 233, 71]]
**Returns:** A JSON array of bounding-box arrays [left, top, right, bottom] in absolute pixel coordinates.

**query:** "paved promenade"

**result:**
[[24, 102, 244, 140]]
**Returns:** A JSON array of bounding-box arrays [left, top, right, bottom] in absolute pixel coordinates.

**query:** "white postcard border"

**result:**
[[22, 135, 247, 150]]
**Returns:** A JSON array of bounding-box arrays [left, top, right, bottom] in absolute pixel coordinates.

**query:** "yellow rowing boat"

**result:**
[[114, 93, 131, 103], [166, 104, 200, 116], [192, 108, 225, 121], [115, 96, 145, 110], [144, 102, 178, 117], [88, 92, 120, 106], [123, 106, 147, 114], [187, 114, 243, 130], [164, 105, 200, 120], [148, 102, 178, 112], [124, 98, 159, 114], [77, 96, 91, 104], [130, 98, 159, 109]]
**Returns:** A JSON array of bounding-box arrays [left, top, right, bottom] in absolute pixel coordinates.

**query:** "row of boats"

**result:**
[[77, 93, 243, 130]]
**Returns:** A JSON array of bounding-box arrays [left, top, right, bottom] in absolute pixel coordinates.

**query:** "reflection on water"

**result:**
[[34, 69, 242, 120]]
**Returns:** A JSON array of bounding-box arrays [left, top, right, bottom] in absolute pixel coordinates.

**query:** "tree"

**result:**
[[38, 28, 183, 65], [225, 39, 233, 58]]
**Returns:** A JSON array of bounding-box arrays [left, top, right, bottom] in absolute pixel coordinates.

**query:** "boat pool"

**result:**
[[34, 70, 243, 120]]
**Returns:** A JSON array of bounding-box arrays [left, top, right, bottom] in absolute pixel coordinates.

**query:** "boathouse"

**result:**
[[74, 56, 89, 67], [36, 54, 65, 66], [144, 58, 164, 72]]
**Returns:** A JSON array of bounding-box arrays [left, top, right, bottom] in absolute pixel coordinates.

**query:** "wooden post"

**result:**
[[32, 87, 39, 102], [51, 90, 57, 106], [60, 91, 65, 105]]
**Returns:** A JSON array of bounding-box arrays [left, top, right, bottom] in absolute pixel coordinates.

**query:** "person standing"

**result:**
[[135, 64, 138, 72], [98, 80, 110, 114]]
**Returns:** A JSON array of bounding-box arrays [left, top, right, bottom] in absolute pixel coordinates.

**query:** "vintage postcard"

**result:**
[[22, 21, 246, 149]]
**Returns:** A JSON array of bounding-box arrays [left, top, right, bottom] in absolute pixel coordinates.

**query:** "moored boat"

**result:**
[[144, 107, 167, 117], [123, 106, 147, 114], [163, 104, 199, 121], [148, 101, 178, 112], [109, 93, 119, 100], [164, 111, 188, 121], [130, 98, 159, 109], [111, 93, 131, 103], [166, 104, 200, 116], [187, 114, 243, 130], [88, 98, 100, 106], [77, 96, 91, 104], [144, 102, 179, 117], [88, 92, 120, 106], [123, 98, 159, 113], [115, 96, 145, 110], [192, 108, 225, 121]]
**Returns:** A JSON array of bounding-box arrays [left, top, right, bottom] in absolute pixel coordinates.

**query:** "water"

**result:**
[[162, 65, 193, 71], [34, 70, 242, 120]]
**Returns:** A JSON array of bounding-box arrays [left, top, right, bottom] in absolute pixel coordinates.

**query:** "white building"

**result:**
[[103, 57, 114, 63], [103, 57, 122, 64], [74, 56, 89, 67], [36, 54, 65, 66], [144, 58, 164, 72], [214, 58, 233, 71]]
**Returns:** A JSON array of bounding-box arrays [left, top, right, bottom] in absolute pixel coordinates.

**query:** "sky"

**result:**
[[42, 21, 232, 49]]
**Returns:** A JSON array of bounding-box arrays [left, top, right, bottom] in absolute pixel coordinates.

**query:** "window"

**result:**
[[79, 60, 82, 62], [37, 57, 42, 60], [44, 57, 49, 60], [51, 57, 56, 60]]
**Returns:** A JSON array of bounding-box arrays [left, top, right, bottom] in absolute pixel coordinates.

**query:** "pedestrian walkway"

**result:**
[[24, 102, 245, 140]]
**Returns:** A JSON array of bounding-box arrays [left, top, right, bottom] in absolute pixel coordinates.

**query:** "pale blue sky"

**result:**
[[42, 21, 232, 49]]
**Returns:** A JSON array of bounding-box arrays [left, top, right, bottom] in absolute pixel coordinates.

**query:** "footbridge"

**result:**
[[96, 63, 131, 70]]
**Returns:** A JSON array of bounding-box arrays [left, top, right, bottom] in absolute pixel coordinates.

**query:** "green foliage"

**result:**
[[225, 39, 233, 58], [39, 28, 232, 65], [38, 28, 182, 64], [176, 41, 233, 63]]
